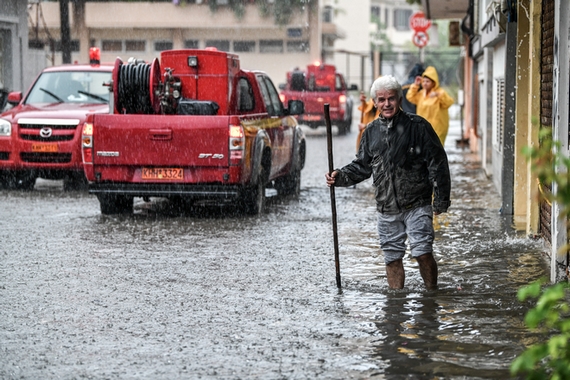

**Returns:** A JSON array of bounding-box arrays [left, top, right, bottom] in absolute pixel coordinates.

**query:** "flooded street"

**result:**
[[0, 120, 548, 379]]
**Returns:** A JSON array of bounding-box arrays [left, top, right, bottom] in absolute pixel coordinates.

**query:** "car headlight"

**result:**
[[0, 119, 11, 136]]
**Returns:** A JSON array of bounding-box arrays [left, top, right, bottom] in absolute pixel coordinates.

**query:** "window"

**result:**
[[495, 78, 505, 151], [257, 75, 282, 116], [335, 74, 346, 91], [286, 41, 309, 53], [234, 41, 255, 53], [54, 39, 80, 52], [154, 40, 173, 51], [205, 40, 230, 52], [287, 28, 302, 38], [322, 5, 333, 23], [259, 40, 283, 53], [125, 40, 145, 52], [184, 40, 199, 49], [102, 40, 122, 52], [394, 9, 412, 31], [238, 77, 254, 112], [371, 6, 380, 19]]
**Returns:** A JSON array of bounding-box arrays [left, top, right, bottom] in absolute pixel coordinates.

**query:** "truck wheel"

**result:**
[[5, 172, 36, 191], [97, 194, 133, 215], [275, 168, 301, 198], [63, 172, 88, 191], [240, 173, 266, 215], [337, 120, 351, 136]]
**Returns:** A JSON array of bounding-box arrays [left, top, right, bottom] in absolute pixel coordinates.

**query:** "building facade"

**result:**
[[423, 0, 570, 281], [27, 1, 331, 88], [0, 0, 29, 94]]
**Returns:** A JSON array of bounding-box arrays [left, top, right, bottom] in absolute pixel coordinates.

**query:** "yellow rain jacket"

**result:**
[[356, 99, 381, 151], [405, 66, 454, 145]]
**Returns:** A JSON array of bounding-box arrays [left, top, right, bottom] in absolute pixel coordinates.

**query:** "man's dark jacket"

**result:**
[[334, 111, 451, 214]]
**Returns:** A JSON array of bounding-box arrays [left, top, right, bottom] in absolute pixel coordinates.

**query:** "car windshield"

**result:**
[[25, 71, 111, 105]]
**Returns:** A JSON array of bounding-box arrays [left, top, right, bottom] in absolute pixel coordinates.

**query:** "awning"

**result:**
[[421, 0, 470, 20]]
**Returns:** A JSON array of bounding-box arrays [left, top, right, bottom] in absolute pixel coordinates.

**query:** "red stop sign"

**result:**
[[409, 11, 432, 33]]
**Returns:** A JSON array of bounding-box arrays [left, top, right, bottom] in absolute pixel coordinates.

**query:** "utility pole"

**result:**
[[59, 0, 71, 64]]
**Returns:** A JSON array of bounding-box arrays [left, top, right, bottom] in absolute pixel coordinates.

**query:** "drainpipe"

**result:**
[[501, 2, 517, 216]]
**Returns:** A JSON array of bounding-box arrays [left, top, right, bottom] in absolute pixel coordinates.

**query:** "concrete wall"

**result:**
[[0, 0, 28, 93], [333, 0, 372, 92]]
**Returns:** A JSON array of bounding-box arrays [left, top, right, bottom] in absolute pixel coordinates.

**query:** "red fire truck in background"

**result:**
[[279, 62, 356, 135]]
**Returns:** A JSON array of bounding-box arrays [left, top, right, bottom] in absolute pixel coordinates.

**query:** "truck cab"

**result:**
[[0, 54, 113, 190], [279, 62, 356, 135]]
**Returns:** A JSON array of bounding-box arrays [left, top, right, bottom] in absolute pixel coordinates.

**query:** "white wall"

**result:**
[[333, 0, 372, 92]]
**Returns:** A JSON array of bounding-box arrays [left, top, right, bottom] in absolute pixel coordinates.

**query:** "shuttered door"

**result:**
[[539, 0, 555, 245]]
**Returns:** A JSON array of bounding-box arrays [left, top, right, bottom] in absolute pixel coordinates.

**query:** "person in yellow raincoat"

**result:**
[[405, 66, 454, 146], [356, 92, 381, 151]]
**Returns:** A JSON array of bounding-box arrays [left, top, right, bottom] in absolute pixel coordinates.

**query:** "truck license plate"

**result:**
[[32, 143, 58, 153], [142, 167, 183, 180]]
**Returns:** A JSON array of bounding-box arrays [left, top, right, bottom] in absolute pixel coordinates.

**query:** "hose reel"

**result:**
[[113, 57, 181, 115]]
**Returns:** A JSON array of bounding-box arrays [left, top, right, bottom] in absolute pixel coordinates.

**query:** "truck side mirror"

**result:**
[[349, 84, 358, 91], [7, 91, 22, 107], [287, 100, 304, 116]]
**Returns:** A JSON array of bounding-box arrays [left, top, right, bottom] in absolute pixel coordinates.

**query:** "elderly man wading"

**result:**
[[325, 75, 451, 289]]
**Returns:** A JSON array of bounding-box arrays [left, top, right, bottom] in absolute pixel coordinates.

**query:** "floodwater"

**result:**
[[0, 119, 548, 379]]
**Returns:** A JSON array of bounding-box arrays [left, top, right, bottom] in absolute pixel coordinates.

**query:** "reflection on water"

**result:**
[[330, 138, 548, 379], [0, 123, 550, 379]]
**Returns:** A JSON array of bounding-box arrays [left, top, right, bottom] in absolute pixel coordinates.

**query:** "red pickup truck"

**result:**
[[82, 48, 305, 215], [0, 58, 112, 190], [279, 62, 355, 135]]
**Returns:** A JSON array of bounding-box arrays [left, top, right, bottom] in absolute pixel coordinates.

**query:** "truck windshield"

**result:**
[[25, 71, 111, 105]]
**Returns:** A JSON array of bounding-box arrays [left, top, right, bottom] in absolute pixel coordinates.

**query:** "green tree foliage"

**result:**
[[78, 0, 313, 25], [204, 0, 313, 24], [511, 127, 570, 379]]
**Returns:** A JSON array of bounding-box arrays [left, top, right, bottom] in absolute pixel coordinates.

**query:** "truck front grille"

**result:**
[[19, 122, 78, 142], [20, 152, 72, 163]]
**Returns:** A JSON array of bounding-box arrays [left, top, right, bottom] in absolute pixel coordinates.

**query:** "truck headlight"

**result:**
[[0, 119, 11, 136]]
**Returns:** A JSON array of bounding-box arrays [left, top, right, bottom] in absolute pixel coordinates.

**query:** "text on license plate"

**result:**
[[142, 167, 183, 180], [32, 143, 58, 153]]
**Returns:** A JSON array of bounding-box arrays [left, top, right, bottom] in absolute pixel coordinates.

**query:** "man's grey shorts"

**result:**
[[377, 205, 434, 264]]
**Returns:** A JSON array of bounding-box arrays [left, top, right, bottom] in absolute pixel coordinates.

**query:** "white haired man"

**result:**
[[325, 75, 451, 289]]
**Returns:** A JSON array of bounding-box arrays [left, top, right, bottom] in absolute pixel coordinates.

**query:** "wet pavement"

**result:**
[[0, 117, 549, 379]]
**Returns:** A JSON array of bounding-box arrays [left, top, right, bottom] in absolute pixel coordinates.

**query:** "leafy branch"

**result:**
[[511, 125, 570, 379]]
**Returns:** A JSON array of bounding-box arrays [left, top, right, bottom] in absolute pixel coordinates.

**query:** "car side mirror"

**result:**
[[7, 92, 22, 107], [287, 99, 304, 116], [278, 83, 285, 90]]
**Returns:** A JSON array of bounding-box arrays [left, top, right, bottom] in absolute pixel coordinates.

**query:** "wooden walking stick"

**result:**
[[324, 103, 341, 288]]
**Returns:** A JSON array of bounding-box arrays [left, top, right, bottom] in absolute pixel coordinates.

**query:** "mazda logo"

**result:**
[[39, 127, 53, 138]]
